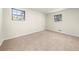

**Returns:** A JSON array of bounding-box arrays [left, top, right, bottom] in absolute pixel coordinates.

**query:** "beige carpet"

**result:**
[[0, 30, 79, 51]]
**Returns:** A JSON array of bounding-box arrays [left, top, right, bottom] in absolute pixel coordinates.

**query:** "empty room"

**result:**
[[0, 8, 79, 51]]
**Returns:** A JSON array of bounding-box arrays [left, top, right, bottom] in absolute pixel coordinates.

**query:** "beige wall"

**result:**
[[46, 8, 79, 37], [2, 8, 45, 40]]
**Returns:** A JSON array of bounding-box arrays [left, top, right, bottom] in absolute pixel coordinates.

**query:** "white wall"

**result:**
[[46, 8, 79, 37], [0, 8, 4, 45], [0, 9, 2, 38], [2, 8, 45, 40], [1, 8, 79, 46]]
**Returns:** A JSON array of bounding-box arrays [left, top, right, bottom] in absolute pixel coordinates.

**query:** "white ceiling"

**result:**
[[31, 8, 66, 14]]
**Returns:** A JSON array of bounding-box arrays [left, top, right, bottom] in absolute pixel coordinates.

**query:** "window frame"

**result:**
[[12, 8, 25, 21]]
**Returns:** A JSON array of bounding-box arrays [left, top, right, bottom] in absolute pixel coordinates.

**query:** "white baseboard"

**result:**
[[1, 29, 78, 46], [0, 39, 4, 46], [0, 29, 45, 46], [60, 31, 79, 37], [3, 29, 45, 41], [46, 29, 79, 38], [0, 34, 4, 46]]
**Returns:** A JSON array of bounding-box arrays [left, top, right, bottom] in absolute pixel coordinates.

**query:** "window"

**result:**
[[12, 8, 25, 21], [54, 14, 62, 22]]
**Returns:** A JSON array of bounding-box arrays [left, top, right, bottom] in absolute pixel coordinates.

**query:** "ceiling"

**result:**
[[31, 8, 66, 14]]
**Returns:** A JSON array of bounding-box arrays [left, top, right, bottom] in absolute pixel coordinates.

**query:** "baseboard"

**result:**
[[0, 34, 4, 46], [46, 29, 79, 38], [3, 30, 45, 41], [0, 40, 4, 46], [0, 29, 45, 46], [61, 32, 79, 37]]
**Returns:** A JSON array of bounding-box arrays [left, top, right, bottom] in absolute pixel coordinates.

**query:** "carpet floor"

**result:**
[[0, 30, 79, 51]]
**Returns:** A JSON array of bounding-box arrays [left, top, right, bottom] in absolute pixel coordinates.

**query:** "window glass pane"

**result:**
[[12, 8, 25, 21]]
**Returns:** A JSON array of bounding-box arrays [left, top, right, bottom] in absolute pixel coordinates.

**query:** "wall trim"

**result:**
[[0, 39, 4, 46], [1, 29, 79, 46], [46, 29, 79, 38], [3, 30, 45, 41], [0, 30, 45, 47]]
